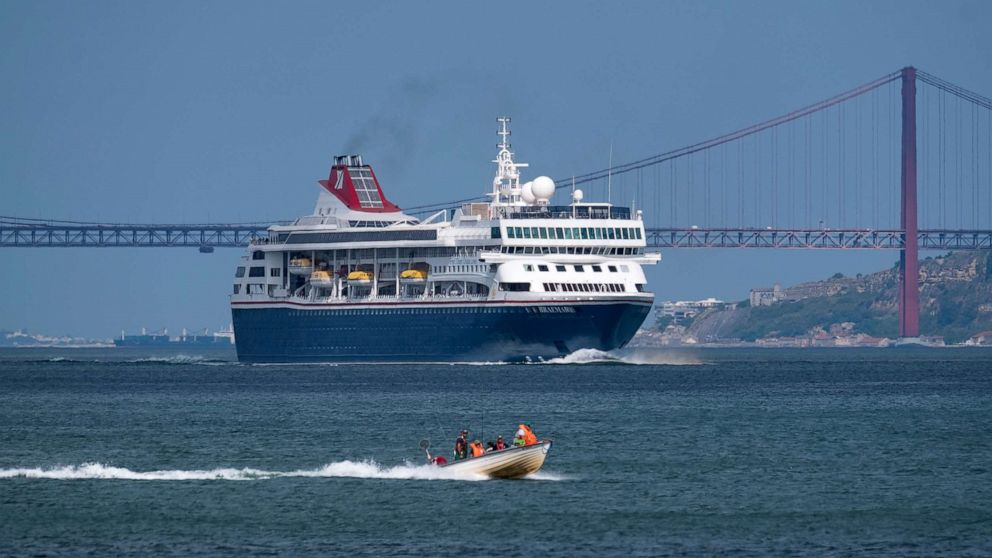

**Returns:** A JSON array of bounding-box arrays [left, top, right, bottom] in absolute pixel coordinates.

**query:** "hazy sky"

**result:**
[[2, 1, 990, 337]]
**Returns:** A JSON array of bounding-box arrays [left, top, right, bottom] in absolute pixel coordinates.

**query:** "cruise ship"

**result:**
[[230, 118, 661, 362]]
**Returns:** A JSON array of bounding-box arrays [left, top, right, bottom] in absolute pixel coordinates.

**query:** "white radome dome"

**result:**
[[531, 176, 556, 201], [521, 182, 537, 204], [572, 189, 584, 202]]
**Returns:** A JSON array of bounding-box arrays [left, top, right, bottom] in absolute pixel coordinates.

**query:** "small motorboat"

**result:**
[[421, 439, 553, 479]]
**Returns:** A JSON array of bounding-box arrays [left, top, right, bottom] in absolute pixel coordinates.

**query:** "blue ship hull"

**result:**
[[231, 300, 650, 363]]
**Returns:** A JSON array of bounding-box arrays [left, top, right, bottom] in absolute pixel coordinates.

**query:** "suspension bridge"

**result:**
[[3, 66, 991, 339]]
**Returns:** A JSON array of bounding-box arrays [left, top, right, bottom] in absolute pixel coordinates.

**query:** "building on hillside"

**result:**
[[749, 284, 784, 307], [750, 278, 851, 307]]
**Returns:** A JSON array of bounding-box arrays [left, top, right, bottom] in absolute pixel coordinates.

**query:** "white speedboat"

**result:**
[[433, 440, 553, 479]]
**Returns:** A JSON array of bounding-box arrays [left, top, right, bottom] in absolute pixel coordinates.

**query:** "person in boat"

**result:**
[[454, 430, 469, 460], [495, 436, 507, 451], [469, 439, 485, 458], [524, 424, 538, 445], [514, 423, 538, 446], [513, 427, 526, 447], [486, 440, 496, 452], [431, 455, 448, 466]]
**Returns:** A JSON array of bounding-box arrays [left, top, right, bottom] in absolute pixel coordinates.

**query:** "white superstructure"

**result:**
[[229, 118, 661, 362]]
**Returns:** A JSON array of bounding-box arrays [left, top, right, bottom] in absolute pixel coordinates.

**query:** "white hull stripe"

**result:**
[[231, 297, 652, 310]]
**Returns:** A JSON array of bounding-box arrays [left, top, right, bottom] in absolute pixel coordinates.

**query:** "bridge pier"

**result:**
[[899, 66, 920, 338]]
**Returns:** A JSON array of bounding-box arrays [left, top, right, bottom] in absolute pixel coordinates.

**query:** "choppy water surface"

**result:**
[[1, 347, 990, 556]]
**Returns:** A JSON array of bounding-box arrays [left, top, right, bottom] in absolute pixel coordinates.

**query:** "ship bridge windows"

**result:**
[[235, 267, 246, 278], [349, 168, 384, 208], [252, 251, 265, 260], [248, 266, 265, 278], [502, 226, 642, 243]]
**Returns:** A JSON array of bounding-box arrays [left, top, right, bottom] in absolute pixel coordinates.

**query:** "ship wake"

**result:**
[[0, 461, 566, 482], [542, 348, 705, 365]]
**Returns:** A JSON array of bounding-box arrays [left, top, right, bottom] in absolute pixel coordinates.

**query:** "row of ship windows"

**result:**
[[283, 307, 530, 317], [500, 246, 643, 255], [236, 266, 281, 278], [502, 226, 642, 241], [524, 264, 630, 273], [543, 282, 626, 293], [251, 247, 461, 260], [235, 284, 273, 295]]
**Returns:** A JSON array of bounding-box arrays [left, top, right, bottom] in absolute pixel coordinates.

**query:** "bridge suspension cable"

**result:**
[[555, 70, 902, 187], [917, 70, 992, 111]]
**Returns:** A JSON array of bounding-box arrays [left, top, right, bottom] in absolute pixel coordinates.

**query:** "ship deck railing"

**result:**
[[284, 293, 492, 304], [497, 206, 633, 220]]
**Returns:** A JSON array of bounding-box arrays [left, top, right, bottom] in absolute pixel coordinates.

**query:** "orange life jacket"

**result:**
[[470, 441, 485, 457], [522, 425, 538, 446]]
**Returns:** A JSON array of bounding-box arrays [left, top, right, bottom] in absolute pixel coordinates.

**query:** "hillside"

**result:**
[[685, 251, 992, 344]]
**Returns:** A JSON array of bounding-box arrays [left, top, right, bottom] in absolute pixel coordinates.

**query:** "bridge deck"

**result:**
[[2, 223, 990, 250]]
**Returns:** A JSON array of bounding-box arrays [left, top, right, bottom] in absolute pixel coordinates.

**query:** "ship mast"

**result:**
[[489, 116, 528, 217]]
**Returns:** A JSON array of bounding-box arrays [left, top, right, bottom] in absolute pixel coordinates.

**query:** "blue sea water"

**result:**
[[0, 346, 990, 556]]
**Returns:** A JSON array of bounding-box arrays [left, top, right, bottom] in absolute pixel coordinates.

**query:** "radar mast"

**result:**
[[489, 116, 529, 214]]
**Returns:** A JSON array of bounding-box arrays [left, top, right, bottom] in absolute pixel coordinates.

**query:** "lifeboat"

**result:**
[[288, 258, 313, 275], [400, 269, 428, 282], [347, 270, 373, 283], [309, 271, 334, 288]]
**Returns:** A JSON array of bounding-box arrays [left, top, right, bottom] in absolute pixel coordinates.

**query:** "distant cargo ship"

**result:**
[[230, 118, 661, 362], [113, 326, 235, 347]]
